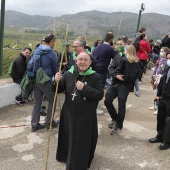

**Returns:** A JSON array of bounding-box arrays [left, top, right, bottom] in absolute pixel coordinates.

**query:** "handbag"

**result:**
[[154, 74, 162, 85]]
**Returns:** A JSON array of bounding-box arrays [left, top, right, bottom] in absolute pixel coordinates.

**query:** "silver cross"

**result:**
[[71, 92, 77, 101]]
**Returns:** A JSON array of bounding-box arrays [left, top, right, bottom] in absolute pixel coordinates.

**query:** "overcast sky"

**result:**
[[5, 0, 170, 17]]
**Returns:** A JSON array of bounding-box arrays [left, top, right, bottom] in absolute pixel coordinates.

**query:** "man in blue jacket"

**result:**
[[31, 34, 59, 132]]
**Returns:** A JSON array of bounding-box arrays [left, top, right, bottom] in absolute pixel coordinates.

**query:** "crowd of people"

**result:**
[[10, 29, 170, 169]]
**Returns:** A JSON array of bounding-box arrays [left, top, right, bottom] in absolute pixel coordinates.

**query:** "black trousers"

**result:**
[[139, 59, 147, 81], [104, 84, 129, 129], [157, 99, 170, 139]]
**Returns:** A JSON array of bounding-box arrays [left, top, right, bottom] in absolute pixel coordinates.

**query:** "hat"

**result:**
[[44, 34, 56, 43], [157, 40, 162, 44]]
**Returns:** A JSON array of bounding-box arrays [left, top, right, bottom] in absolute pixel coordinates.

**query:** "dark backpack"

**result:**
[[27, 54, 41, 77]]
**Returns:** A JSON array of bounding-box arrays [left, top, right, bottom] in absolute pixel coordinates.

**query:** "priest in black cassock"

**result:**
[[55, 52, 104, 170]]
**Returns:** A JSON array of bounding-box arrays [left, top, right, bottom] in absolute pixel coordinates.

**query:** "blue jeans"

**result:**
[[104, 84, 129, 129], [134, 79, 139, 92], [152, 53, 159, 62]]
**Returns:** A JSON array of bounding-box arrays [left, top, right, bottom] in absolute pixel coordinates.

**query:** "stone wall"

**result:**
[[0, 78, 21, 107]]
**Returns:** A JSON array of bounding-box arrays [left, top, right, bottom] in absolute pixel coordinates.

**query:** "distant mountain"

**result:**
[[1, 10, 170, 40]]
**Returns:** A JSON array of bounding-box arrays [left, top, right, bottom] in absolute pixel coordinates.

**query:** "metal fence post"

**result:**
[[136, 3, 145, 33], [0, 0, 5, 76]]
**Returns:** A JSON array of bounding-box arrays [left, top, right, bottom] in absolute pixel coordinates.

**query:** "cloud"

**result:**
[[5, 0, 170, 17]]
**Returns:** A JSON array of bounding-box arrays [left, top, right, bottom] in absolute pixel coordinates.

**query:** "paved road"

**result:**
[[0, 70, 170, 170]]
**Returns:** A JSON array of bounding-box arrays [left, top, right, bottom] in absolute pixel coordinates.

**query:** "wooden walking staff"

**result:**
[[53, 17, 62, 120], [45, 24, 69, 170], [53, 94, 62, 120], [53, 17, 57, 51]]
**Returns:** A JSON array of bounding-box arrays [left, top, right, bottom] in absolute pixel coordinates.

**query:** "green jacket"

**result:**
[[20, 68, 50, 98]]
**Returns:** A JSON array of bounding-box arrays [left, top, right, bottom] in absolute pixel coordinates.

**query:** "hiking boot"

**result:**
[[31, 123, 45, 132], [45, 120, 60, 129], [108, 120, 116, 129], [15, 98, 25, 106]]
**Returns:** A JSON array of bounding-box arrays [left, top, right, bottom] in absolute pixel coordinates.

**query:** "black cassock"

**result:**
[[56, 70, 104, 170]]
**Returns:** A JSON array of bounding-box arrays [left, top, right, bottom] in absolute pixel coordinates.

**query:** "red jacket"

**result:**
[[137, 40, 150, 61]]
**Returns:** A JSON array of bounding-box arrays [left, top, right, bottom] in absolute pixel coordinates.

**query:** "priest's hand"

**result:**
[[55, 72, 62, 81], [76, 80, 84, 91]]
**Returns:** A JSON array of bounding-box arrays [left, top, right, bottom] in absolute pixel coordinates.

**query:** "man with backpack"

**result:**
[[11, 47, 32, 105], [30, 34, 59, 132], [133, 27, 146, 52]]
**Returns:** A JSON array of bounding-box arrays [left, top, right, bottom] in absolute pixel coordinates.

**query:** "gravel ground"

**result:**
[[0, 69, 170, 170]]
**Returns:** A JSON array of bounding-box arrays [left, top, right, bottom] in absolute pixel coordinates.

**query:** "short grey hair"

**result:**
[[75, 38, 86, 47]]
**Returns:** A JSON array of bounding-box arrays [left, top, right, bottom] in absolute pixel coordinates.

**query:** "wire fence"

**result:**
[[2, 16, 57, 78]]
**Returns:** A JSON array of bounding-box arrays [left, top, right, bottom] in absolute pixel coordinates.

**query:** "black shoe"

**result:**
[[148, 137, 163, 143], [45, 120, 60, 129], [158, 143, 170, 150], [31, 123, 45, 132], [40, 110, 47, 116]]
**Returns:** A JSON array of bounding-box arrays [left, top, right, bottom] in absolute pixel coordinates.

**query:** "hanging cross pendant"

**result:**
[[71, 92, 77, 101]]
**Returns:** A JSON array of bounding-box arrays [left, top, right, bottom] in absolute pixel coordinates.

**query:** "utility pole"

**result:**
[[0, 0, 5, 76], [136, 3, 145, 32]]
